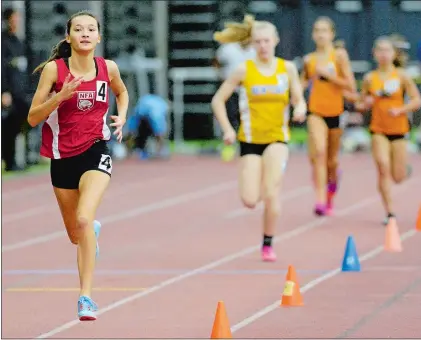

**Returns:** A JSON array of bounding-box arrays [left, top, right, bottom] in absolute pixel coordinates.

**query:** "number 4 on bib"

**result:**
[[99, 154, 112, 174], [96, 81, 107, 102]]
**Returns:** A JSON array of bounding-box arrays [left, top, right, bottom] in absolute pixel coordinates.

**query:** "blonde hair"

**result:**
[[213, 14, 278, 46]]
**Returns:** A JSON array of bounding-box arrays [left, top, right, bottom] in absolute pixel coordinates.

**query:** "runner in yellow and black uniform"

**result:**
[[212, 16, 306, 262]]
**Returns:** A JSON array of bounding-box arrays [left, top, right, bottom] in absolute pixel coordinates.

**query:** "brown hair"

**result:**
[[3, 7, 16, 21], [334, 39, 345, 49], [213, 14, 278, 47], [374, 35, 402, 67], [389, 33, 409, 68], [33, 10, 100, 74], [313, 16, 336, 33]]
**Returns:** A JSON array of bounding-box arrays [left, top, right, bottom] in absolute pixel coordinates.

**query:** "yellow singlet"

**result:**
[[237, 58, 290, 144]]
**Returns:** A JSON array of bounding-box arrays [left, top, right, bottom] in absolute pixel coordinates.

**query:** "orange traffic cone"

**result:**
[[416, 205, 421, 231], [384, 217, 402, 252], [280, 265, 304, 307], [210, 301, 232, 339]]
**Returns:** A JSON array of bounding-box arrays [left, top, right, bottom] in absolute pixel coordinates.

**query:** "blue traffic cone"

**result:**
[[341, 236, 361, 272]]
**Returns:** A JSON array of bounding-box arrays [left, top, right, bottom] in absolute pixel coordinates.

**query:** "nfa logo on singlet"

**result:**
[[77, 91, 95, 111]]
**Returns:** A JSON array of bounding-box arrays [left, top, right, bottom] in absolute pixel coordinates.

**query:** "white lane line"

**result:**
[[34, 184, 396, 339], [2, 163, 372, 248], [2, 184, 50, 200], [1, 176, 168, 225], [230, 229, 418, 334], [2, 180, 235, 252], [2, 183, 311, 252], [2, 206, 52, 223]]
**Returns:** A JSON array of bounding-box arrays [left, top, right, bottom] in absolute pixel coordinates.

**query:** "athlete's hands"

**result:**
[[342, 90, 360, 103], [355, 95, 374, 113], [110, 115, 126, 143], [292, 107, 306, 123], [222, 126, 236, 145], [58, 73, 83, 101], [389, 107, 403, 117], [347, 112, 364, 125], [364, 95, 374, 109], [315, 65, 332, 80]]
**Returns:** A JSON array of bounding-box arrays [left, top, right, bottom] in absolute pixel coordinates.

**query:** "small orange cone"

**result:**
[[384, 217, 402, 252], [280, 265, 304, 307], [210, 301, 232, 339], [416, 205, 421, 231]]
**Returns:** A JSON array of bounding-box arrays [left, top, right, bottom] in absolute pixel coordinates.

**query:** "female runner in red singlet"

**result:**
[[28, 10, 129, 321]]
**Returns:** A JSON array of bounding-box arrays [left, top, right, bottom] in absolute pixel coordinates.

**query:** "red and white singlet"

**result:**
[[40, 57, 111, 159]]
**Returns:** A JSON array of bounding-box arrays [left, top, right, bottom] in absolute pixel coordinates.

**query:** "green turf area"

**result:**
[[169, 126, 420, 152], [2, 161, 50, 180], [169, 127, 309, 151], [2, 126, 419, 179], [167, 128, 302, 150]]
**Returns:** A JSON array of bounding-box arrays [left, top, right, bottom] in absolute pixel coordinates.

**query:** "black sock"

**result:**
[[387, 212, 395, 219], [263, 234, 273, 247]]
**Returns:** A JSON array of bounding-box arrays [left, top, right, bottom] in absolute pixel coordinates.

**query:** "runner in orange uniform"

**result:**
[[356, 36, 421, 225], [301, 16, 356, 216]]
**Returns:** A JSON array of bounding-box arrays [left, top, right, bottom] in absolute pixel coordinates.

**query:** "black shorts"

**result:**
[[309, 112, 341, 129], [50, 140, 112, 189], [226, 92, 240, 132], [369, 130, 408, 142], [239, 141, 288, 157]]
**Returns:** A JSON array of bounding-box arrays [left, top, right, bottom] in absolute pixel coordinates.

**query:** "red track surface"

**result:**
[[2, 153, 421, 339]]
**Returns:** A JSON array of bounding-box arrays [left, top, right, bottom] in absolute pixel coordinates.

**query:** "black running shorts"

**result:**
[[50, 140, 112, 189]]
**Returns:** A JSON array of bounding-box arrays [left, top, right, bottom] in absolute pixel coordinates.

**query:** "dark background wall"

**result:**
[[166, 0, 421, 140]]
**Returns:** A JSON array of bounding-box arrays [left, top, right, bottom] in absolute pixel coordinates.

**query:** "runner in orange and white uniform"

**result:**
[[356, 36, 421, 225], [301, 16, 356, 216]]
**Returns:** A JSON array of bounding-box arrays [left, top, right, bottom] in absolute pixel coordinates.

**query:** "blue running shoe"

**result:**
[[93, 220, 101, 258], [78, 295, 98, 321]]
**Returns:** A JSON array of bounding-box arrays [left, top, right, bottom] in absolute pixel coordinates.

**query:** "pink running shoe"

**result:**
[[261, 246, 277, 262], [325, 202, 334, 216], [326, 170, 342, 215], [326, 190, 335, 215], [314, 203, 327, 216]]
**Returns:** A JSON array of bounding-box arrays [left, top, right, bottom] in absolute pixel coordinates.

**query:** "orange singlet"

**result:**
[[305, 49, 344, 117], [368, 68, 409, 135]]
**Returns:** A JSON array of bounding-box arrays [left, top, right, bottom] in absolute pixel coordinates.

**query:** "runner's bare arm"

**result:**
[[286, 61, 307, 121], [27, 62, 60, 127], [106, 60, 129, 123], [211, 62, 246, 133], [397, 70, 421, 115]]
